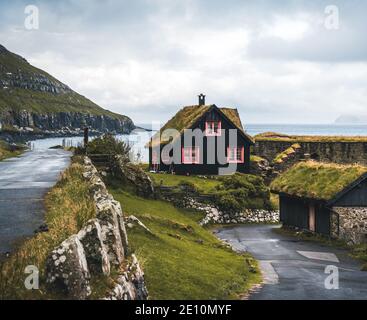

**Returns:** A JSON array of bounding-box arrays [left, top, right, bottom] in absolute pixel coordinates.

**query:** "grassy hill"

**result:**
[[109, 185, 261, 299], [0, 44, 133, 132]]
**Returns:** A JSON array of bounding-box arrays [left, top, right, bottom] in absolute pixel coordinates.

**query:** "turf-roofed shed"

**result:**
[[147, 98, 254, 175], [271, 161, 367, 244]]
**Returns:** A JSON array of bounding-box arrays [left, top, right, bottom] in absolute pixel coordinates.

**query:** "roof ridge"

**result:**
[[147, 103, 254, 147]]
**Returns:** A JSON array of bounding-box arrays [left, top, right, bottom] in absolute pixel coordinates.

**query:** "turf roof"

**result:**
[[270, 161, 367, 201], [148, 104, 253, 147]]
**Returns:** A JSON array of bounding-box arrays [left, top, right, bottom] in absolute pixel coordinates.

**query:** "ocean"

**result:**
[[30, 124, 367, 163], [244, 124, 367, 136], [138, 123, 367, 136]]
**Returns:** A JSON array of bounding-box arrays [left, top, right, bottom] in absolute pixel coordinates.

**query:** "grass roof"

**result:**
[[148, 104, 252, 147], [220, 108, 244, 130], [270, 161, 367, 201], [255, 132, 367, 143]]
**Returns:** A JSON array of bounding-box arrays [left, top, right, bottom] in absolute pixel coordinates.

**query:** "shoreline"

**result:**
[[0, 125, 151, 144]]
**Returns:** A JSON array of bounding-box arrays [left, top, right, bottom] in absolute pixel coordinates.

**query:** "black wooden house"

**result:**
[[147, 95, 254, 175], [271, 161, 367, 243]]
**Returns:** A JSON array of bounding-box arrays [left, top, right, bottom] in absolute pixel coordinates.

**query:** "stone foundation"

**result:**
[[332, 207, 367, 245]]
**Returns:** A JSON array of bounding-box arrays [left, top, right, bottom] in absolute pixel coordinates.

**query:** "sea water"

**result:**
[[29, 124, 367, 163]]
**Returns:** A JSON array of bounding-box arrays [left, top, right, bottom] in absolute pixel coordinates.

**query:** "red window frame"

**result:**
[[182, 146, 200, 164], [227, 146, 244, 163], [205, 121, 222, 136]]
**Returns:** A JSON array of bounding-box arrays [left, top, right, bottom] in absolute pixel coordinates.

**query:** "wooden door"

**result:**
[[309, 204, 316, 232]]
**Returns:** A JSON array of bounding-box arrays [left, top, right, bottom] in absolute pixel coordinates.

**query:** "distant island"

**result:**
[[334, 114, 367, 125]]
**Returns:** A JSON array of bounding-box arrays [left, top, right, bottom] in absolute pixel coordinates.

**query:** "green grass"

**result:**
[[0, 158, 95, 299], [250, 155, 266, 163], [270, 161, 367, 200], [149, 173, 222, 194], [255, 132, 367, 143], [270, 194, 279, 210], [0, 140, 26, 161], [273, 143, 301, 164], [0, 88, 127, 120], [109, 185, 261, 300]]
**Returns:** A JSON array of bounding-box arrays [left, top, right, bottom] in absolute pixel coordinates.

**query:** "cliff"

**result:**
[[0, 44, 134, 137]]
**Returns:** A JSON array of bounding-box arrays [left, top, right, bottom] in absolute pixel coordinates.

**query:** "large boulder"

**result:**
[[95, 197, 126, 265], [45, 235, 91, 299], [113, 155, 154, 198], [77, 219, 110, 276]]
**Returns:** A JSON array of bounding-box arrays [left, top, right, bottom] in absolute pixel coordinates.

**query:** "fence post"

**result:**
[[83, 127, 89, 155]]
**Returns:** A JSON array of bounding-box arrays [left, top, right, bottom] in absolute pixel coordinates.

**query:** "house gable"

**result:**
[[328, 174, 367, 207], [177, 105, 254, 147], [148, 104, 254, 148]]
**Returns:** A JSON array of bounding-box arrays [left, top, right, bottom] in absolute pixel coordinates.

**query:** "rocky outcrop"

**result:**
[[46, 235, 92, 299], [45, 157, 148, 300], [250, 157, 275, 183], [0, 110, 134, 135], [112, 155, 154, 198], [126, 215, 154, 235]]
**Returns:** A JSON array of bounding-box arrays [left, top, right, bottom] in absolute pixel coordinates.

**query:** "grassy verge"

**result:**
[[255, 132, 367, 143], [0, 158, 95, 299], [270, 194, 279, 210], [274, 227, 367, 271], [149, 172, 221, 193], [0, 140, 26, 161], [109, 183, 261, 300]]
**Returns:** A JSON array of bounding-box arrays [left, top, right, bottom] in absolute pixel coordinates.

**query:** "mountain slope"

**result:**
[[0, 44, 134, 134]]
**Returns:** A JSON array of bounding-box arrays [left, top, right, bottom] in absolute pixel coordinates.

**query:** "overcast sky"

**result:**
[[1, 0, 366, 125]]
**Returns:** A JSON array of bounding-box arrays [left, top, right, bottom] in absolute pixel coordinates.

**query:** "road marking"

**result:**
[[259, 261, 279, 285], [297, 250, 339, 263]]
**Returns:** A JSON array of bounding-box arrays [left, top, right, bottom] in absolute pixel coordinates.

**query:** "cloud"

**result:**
[[0, 0, 366, 124]]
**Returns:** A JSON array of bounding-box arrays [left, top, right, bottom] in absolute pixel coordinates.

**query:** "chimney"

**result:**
[[198, 93, 206, 106]]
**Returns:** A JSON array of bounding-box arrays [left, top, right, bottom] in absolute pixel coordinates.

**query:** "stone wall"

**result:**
[[331, 207, 367, 245], [45, 157, 148, 300], [254, 140, 367, 166], [162, 194, 279, 226]]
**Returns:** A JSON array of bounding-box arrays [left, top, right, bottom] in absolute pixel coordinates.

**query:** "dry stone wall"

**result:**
[[45, 157, 148, 300], [331, 207, 367, 245], [163, 195, 279, 226], [254, 140, 367, 166]]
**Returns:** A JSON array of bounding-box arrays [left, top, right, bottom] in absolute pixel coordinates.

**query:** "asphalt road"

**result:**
[[215, 224, 367, 300], [0, 149, 71, 255]]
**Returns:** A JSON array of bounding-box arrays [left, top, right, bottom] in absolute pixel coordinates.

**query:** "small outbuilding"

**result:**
[[271, 161, 367, 245]]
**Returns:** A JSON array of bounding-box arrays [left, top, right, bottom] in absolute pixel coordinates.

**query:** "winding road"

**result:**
[[0, 149, 71, 255], [215, 224, 367, 300]]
